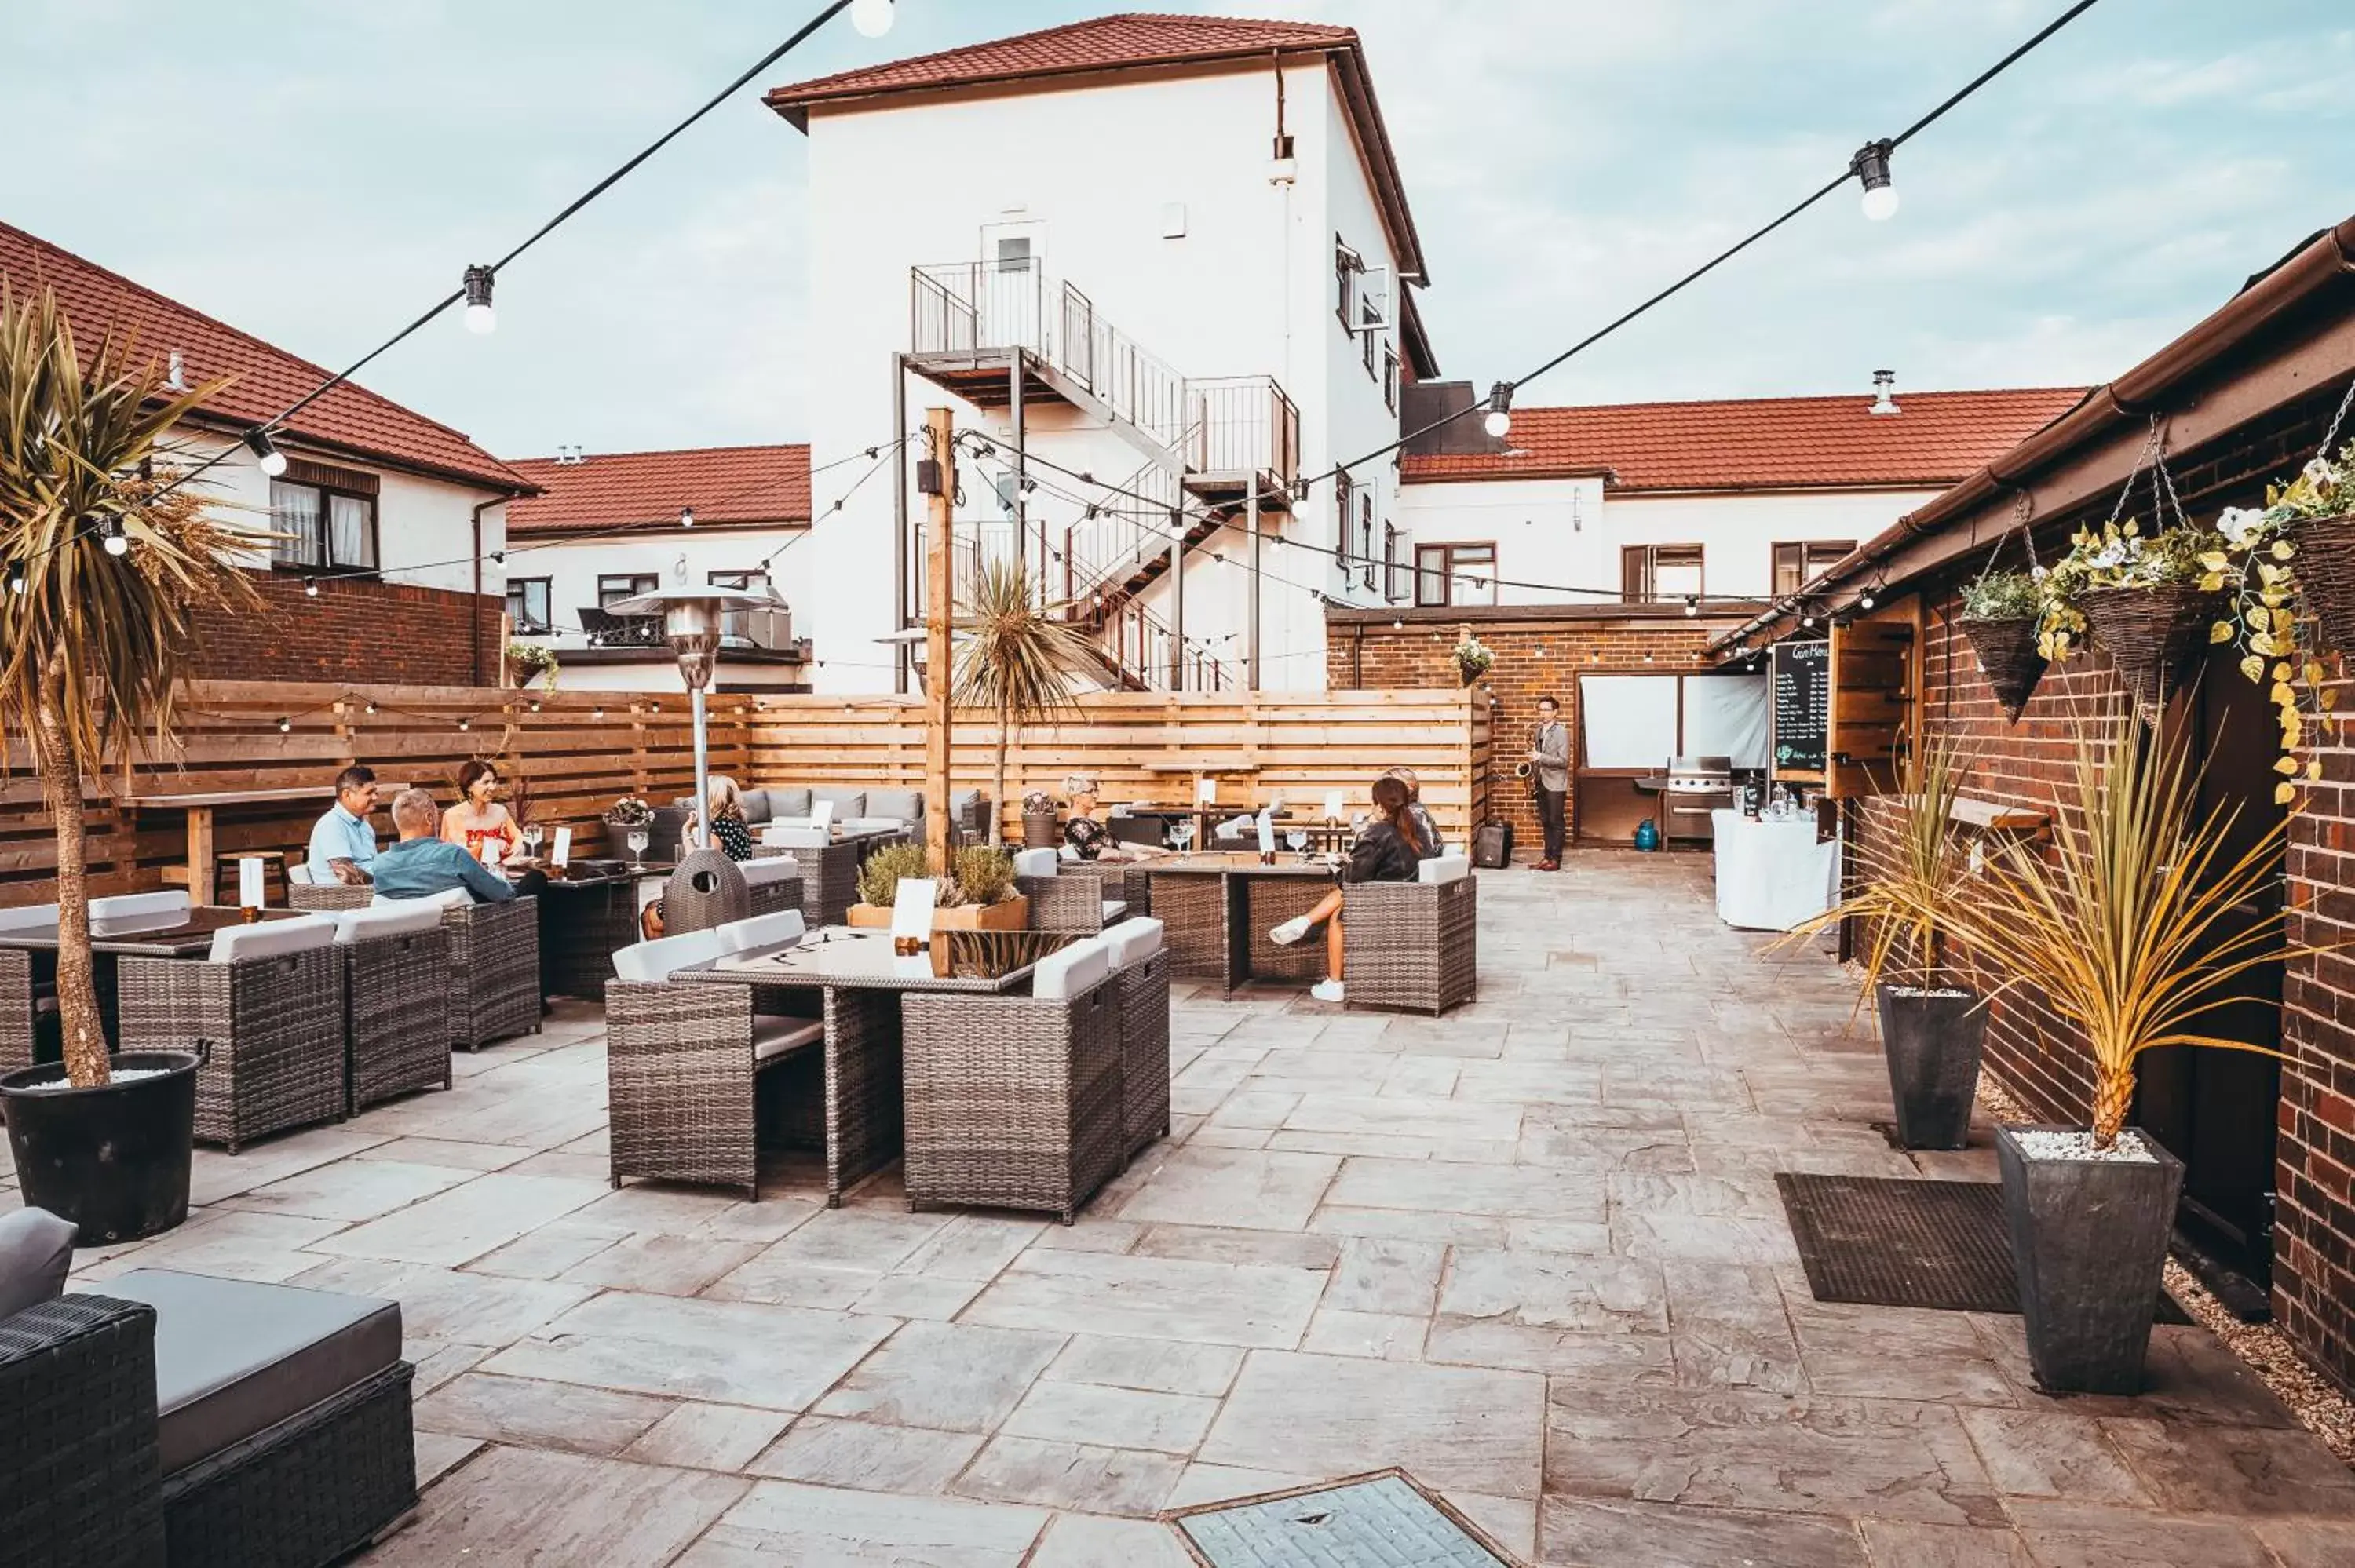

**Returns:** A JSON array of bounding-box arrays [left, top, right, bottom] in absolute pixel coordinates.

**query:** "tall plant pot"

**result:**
[[2289, 513, 2355, 655], [1875, 984, 1985, 1150], [1995, 1123, 2185, 1394], [2077, 585, 2216, 714], [1023, 811, 1060, 848], [1, 1052, 199, 1245], [1959, 615, 2047, 723]]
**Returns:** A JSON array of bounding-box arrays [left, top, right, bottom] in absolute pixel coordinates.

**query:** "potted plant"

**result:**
[[1788, 734, 1984, 1148], [1021, 789, 1059, 849], [0, 285, 264, 1242], [506, 638, 560, 692], [1927, 709, 2311, 1392], [1957, 569, 2046, 722], [847, 842, 1028, 932], [953, 557, 1093, 846], [1451, 625, 1493, 687], [2038, 518, 2223, 714]]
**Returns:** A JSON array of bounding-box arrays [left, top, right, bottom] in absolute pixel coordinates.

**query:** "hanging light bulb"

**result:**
[[1859, 585, 1877, 611], [1852, 140, 1899, 221], [490, 549, 506, 567], [5, 560, 24, 596], [246, 428, 288, 477], [364, 702, 378, 715], [680, 506, 696, 528], [304, 576, 319, 598], [102, 515, 129, 556], [849, 0, 894, 36], [458, 717, 471, 732], [1482, 380, 1515, 440], [276, 716, 292, 733], [462, 264, 496, 334], [1683, 595, 1699, 618]]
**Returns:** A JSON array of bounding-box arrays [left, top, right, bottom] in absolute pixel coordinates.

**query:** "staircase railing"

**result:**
[[1187, 376, 1299, 490]]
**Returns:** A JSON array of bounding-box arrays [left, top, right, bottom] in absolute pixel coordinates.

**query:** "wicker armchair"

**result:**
[[115, 917, 345, 1152], [1342, 857, 1478, 1016], [287, 881, 372, 913], [1106, 918, 1171, 1161], [0, 1293, 168, 1566], [1012, 849, 1130, 935], [898, 937, 1123, 1223], [0, 902, 59, 1077], [331, 904, 452, 1113], [741, 855, 803, 917], [443, 895, 542, 1050], [758, 829, 864, 924], [605, 923, 823, 1200]]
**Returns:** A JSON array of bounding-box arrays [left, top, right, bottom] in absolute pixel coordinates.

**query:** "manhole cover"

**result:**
[[1168, 1470, 1515, 1566]]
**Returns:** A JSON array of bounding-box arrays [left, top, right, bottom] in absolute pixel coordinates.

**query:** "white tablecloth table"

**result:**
[[1711, 808, 1839, 932]]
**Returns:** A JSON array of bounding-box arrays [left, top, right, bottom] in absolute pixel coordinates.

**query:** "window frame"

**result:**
[[267, 467, 380, 575], [1771, 539, 1857, 598], [1383, 523, 1406, 603], [1334, 472, 1355, 572], [1620, 543, 1706, 603], [597, 572, 660, 609], [1358, 492, 1377, 589], [1334, 239, 1359, 329], [1415, 541, 1497, 608], [504, 575, 553, 635], [1382, 345, 1400, 413], [706, 568, 772, 593]]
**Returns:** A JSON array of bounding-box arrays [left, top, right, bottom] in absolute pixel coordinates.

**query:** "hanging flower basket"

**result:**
[[1960, 616, 2046, 722], [2289, 512, 2355, 655], [2079, 585, 2216, 713]]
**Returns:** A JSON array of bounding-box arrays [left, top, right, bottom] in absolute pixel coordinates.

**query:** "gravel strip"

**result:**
[[1974, 1068, 2355, 1468]]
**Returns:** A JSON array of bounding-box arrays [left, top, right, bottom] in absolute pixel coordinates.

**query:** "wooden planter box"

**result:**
[[845, 895, 1031, 933]]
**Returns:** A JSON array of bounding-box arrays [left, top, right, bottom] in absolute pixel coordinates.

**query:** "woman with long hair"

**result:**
[[1266, 774, 1428, 1003], [442, 758, 523, 863]]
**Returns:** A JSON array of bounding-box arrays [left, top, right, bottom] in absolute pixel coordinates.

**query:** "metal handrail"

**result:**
[[1187, 376, 1299, 487]]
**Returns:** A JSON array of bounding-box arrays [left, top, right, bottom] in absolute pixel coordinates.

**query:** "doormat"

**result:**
[[1166, 1469, 1520, 1567], [1776, 1173, 2188, 1322]]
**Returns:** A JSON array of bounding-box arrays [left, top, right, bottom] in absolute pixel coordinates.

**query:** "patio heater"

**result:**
[[607, 581, 776, 929]]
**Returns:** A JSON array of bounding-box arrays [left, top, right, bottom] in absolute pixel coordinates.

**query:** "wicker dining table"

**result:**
[[672, 927, 1050, 1205], [1145, 852, 1341, 993], [521, 859, 674, 1001]]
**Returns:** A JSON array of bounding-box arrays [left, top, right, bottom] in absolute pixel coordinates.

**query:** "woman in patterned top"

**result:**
[[442, 759, 523, 863], [1062, 774, 1163, 862], [641, 776, 755, 938]]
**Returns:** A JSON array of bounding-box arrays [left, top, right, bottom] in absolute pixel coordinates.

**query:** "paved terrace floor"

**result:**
[[11, 855, 2355, 1566]]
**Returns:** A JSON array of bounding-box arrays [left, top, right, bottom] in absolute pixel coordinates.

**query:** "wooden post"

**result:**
[[925, 406, 955, 870]]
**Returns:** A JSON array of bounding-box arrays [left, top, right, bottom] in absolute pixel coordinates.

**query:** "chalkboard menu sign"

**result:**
[[1773, 640, 1829, 775]]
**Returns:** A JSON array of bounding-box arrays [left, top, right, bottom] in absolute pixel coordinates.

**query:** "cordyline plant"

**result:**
[[1917, 708, 2319, 1149], [1784, 731, 1979, 999], [0, 283, 263, 1088], [951, 556, 1091, 846]]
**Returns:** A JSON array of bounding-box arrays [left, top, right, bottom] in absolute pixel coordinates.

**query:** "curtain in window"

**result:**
[[269, 480, 321, 567], [330, 494, 373, 568]]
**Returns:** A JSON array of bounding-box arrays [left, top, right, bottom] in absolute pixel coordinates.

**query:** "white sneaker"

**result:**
[[1310, 979, 1345, 1004], [1269, 916, 1313, 946]]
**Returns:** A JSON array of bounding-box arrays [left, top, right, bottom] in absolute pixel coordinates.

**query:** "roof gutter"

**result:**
[[1707, 213, 2355, 656]]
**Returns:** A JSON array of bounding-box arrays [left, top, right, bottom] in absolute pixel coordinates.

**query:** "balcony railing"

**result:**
[[1187, 376, 1298, 490]]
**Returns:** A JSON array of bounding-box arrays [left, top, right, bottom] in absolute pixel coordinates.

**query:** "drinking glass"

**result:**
[[522, 824, 545, 861], [1171, 820, 1194, 853], [627, 828, 649, 868], [1286, 829, 1309, 861]]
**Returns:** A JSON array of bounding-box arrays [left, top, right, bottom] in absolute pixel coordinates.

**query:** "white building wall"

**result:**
[[182, 429, 509, 595], [506, 528, 816, 644], [1394, 477, 1943, 605], [799, 60, 1408, 693]]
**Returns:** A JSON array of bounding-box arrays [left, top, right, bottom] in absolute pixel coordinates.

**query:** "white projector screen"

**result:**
[[1685, 673, 1770, 768], [1579, 676, 1679, 769]]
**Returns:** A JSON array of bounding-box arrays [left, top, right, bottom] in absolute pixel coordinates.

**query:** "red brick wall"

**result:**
[[1327, 611, 1732, 850], [188, 572, 504, 687]]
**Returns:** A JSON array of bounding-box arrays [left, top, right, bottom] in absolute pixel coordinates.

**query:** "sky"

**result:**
[[4, 1, 2350, 461]]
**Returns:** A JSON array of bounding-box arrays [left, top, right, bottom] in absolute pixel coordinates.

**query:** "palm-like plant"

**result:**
[[1842, 732, 1979, 993], [1932, 708, 2313, 1147], [0, 284, 263, 1088], [950, 556, 1092, 845]]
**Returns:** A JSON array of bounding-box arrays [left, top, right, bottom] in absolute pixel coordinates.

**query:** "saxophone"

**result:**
[[1517, 721, 1542, 799]]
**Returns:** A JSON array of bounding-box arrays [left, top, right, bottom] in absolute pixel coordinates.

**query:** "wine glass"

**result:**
[[626, 827, 649, 869], [1171, 819, 1194, 855], [521, 822, 545, 862], [1286, 828, 1309, 862]]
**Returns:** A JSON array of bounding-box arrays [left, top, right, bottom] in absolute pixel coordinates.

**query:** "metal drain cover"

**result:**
[[1170, 1471, 1513, 1566]]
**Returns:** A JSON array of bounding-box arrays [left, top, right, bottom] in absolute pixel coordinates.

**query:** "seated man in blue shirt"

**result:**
[[370, 789, 516, 904], [306, 765, 382, 884]]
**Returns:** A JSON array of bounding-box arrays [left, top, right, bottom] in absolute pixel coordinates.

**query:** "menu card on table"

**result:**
[[889, 877, 937, 942], [811, 800, 837, 833], [552, 826, 573, 867]]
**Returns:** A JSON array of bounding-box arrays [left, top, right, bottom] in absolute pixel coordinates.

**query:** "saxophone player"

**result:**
[[1528, 695, 1571, 870]]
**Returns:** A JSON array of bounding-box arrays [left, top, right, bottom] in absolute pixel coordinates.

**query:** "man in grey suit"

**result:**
[[1528, 695, 1571, 870]]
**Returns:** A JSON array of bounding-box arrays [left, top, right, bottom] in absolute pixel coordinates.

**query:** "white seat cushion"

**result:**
[[207, 916, 337, 964], [738, 856, 801, 888], [375, 887, 472, 912], [1031, 935, 1111, 1001], [837, 817, 905, 834], [90, 892, 192, 921], [1105, 917, 1165, 970], [0, 903, 60, 933], [1418, 855, 1471, 885], [1101, 899, 1128, 924], [716, 909, 805, 955], [612, 928, 726, 983], [1012, 848, 1059, 879], [762, 826, 830, 849], [753, 1016, 824, 1063], [287, 864, 318, 886], [333, 903, 444, 944]]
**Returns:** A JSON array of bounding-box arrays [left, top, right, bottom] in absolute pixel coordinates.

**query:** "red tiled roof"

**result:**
[[767, 13, 1428, 280], [0, 221, 530, 494], [1400, 387, 2090, 493], [505, 445, 811, 538]]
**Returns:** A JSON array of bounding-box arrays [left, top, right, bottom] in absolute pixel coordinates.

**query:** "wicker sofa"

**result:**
[[1341, 855, 1478, 1015], [0, 1213, 415, 1568], [288, 881, 541, 1051]]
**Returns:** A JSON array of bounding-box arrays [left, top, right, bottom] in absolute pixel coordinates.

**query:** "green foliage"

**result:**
[[2036, 518, 2223, 662], [857, 841, 933, 907], [506, 640, 559, 693], [951, 844, 1015, 907], [1958, 570, 2040, 622], [952, 557, 1093, 845]]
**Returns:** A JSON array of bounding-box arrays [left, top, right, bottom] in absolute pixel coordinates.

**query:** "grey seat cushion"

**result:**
[[768, 786, 812, 819], [754, 1016, 824, 1062], [0, 1207, 76, 1322], [812, 788, 866, 820], [864, 788, 922, 822], [106, 1267, 403, 1475], [739, 789, 772, 825]]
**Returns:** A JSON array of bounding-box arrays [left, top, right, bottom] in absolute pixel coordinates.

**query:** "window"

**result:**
[[1335, 240, 1359, 327], [1383, 524, 1406, 603], [268, 470, 377, 573], [598, 573, 659, 608], [995, 235, 1033, 272], [1334, 472, 1355, 571], [1415, 542, 1496, 607], [1361, 302, 1380, 377], [505, 577, 552, 635], [1358, 493, 1376, 589], [1620, 544, 1704, 603], [707, 569, 771, 594], [1382, 345, 1400, 413], [1773, 539, 1857, 597]]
